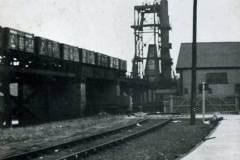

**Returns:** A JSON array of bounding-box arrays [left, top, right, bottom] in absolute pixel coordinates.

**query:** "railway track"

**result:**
[[1, 118, 171, 160], [0, 118, 148, 160]]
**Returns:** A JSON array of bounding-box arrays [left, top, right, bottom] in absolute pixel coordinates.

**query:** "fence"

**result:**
[[164, 96, 239, 114]]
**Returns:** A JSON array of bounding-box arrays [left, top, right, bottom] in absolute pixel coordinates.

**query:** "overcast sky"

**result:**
[[0, 0, 240, 72]]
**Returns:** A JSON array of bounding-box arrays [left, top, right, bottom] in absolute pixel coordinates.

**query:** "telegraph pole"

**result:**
[[202, 82, 206, 122], [190, 0, 198, 125]]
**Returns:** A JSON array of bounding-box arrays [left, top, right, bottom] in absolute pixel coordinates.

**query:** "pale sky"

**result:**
[[0, 0, 240, 72]]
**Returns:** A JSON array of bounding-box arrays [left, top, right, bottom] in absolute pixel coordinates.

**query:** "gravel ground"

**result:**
[[36, 119, 160, 160], [84, 119, 217, 160], [0, 115, 142, 156]]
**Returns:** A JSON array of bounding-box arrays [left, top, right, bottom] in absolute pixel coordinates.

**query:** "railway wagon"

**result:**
[[81, 49, 110, 68], [34, 37, 62, 71], [119, 60, 127, 71], [80, 49, 127, 71], [0, 26, 127, 72], [61, 43, 80, 74], [0, 27, 35, 68], [97, 53, 108, 68], [0, 27, 34, 53], [81, 48, 95, 65], [119, 59, 127, 77]]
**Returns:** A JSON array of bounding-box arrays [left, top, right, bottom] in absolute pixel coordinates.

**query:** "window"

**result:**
[[206, 73, 228, 84]]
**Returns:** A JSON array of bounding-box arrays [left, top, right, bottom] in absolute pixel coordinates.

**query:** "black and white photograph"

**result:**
[[0, 0, 240, 159]]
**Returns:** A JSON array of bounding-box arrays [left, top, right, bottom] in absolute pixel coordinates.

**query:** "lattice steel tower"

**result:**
[[131, 0, 172, 83]]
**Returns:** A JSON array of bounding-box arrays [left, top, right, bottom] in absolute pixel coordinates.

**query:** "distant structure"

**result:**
[[131, 0, 172, 85], [177, 42, 240, 98], [129, 0, 176, 112], [144, 44, 160, 82]]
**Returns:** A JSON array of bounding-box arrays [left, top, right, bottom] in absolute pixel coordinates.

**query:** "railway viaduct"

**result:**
[[0, 50, 131, 126]]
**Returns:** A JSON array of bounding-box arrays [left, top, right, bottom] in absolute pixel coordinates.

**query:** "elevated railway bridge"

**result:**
[[0, 26, 171, 126], [0, 27, 129, 126], [0, 0, 177, 127]]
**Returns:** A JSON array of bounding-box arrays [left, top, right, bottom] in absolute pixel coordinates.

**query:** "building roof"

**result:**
[[176, 42, 240, 70]]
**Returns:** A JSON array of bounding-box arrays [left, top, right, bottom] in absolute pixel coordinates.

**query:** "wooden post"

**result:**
[[202, 82, 206, 122], [190, 0, 198, 125], [170, 95, 173, 113]]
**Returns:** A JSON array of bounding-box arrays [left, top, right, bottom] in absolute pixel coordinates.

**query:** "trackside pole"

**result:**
[[170, 95, 173, 113], [202, 82, 206, 122]]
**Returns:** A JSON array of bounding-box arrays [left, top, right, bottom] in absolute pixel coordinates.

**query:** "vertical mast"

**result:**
[[159, 0, 172, 81], [131, 0, 172, 85]]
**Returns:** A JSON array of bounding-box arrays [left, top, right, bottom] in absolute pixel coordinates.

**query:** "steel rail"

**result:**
[[57, 119, 172, 160], [1, 118, 149, 160]]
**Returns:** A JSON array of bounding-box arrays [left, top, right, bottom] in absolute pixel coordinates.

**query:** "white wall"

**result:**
[[181, 69, 240, 98]]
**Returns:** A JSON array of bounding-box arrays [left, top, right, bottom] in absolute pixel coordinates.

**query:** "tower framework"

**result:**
[[131, 0, 172, 83]]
